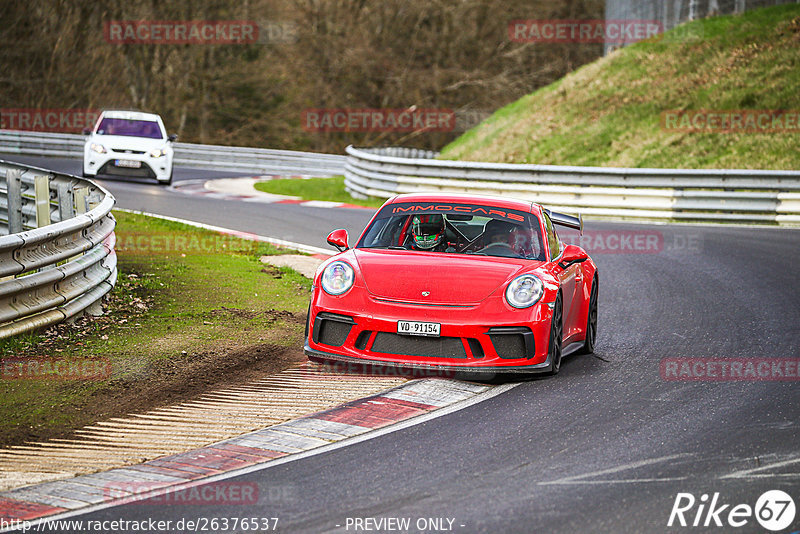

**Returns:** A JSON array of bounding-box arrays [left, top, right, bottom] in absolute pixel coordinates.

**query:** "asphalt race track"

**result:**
[[5, 156, 800, 533]]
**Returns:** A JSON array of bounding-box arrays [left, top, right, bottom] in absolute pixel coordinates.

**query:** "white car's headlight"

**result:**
[[149, 147, 168, 158], [90, 143, 106, 154], [505, 274, 544, 308], [321, 261, 354, 295]]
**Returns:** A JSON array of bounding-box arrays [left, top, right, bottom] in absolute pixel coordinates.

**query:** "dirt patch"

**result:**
[[0, 285, 309, 449], [1, 211, 317, 450], [209, 306, 304, 324], [92, 339, 307, 420], [0, 336, 306, 449]]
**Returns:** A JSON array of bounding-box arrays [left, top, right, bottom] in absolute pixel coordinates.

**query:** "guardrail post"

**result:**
[[35, 175, 54, 272], [74, 187, 89, 215], [34, 175, 51, 228], [6, 169, 23, 234], [84, 300, 105, 317], [76, 185, 106, 318], [57, 182, 75, 222]]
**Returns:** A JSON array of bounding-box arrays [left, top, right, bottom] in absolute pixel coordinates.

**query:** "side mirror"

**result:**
[[167, 134, 178, 142], [327, 229, 349, 252], [82, 128, 92, 135], [559, 244, 588, 269]]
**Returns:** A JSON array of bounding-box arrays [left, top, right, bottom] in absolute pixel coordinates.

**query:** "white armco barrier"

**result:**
[[344, 146, 800, 225], [0, 160, 117, 338], [0, 130, 345, 176]]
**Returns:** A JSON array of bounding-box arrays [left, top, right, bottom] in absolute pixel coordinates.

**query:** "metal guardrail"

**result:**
[[344, 146, 800, 225], [0, 130, 346, 176], [0, 160, 117, 338]]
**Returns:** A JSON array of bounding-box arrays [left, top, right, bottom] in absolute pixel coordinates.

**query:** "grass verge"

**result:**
[[0, 211, 312, 448], [254, 175, 386, 208], [441, 5, 800, 169]]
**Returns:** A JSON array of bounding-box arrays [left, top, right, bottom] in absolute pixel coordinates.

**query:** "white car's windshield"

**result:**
[[96, 118, 163, 139], [358, 202, 545, 260]]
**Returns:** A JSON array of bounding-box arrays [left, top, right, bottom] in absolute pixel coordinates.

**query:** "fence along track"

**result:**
[[343, 146, 800, 225], [0, 160, 116, 338], [0, 130, 345, 177]]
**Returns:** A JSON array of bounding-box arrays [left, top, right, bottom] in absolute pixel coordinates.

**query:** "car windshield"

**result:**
[[357, 201, 545, 260], [96, 118, 163, 139]]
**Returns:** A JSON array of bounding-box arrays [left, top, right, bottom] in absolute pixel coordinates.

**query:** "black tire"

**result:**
[[545, 292, 563, 375], [158, 169, 173, 186], [578, 276, 598, 355]]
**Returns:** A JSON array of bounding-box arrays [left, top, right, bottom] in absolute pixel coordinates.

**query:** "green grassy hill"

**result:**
[[441, 5, 800, 170]]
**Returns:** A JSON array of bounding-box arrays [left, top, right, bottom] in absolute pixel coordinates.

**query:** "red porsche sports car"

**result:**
[[304, 193, 598, 376]]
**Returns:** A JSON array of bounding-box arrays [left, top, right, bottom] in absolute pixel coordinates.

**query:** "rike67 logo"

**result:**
[[668, 490, 796, 531]]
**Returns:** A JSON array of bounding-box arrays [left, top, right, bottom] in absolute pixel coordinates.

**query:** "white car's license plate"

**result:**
[[115, 159, 141, 168], [397, 320, 441, 337]]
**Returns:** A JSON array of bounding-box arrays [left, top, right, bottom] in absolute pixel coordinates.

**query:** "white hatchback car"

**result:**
[[83, 110, 177, 185]]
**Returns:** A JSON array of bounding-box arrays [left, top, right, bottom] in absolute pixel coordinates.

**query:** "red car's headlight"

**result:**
[[505, 274, 544, 308], [321, 261, 355, 295]]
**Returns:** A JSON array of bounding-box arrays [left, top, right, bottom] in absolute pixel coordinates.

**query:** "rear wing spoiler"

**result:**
[[544, 209, 583, 235]]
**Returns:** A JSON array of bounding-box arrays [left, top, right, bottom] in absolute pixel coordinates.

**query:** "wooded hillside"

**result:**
[[1, 0, 603, 152]]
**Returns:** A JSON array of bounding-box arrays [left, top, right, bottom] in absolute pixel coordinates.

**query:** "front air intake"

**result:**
[[371, 333, 467, 359], [313, 313, 355, 347], [488, 327, 534, 359]]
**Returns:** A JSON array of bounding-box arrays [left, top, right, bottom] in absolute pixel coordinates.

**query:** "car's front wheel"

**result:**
[[158, 169, 173, 186], [545, 292, 563, 375]]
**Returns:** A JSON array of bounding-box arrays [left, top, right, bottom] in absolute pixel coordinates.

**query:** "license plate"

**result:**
[[397, 320, 441, 337], [115, 159, 141, 168]]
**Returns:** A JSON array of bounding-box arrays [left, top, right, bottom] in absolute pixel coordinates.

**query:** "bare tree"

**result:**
[[1, 0, 603, 151]]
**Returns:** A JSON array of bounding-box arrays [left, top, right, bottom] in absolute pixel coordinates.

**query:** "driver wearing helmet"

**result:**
[[509, 226, 542, 259], [408, 214, 447, 251], [480, 219, 541, 258], [481, 219, 516, 248]]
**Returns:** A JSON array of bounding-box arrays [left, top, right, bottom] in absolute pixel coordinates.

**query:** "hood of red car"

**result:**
[[353, 249, 531, 305]]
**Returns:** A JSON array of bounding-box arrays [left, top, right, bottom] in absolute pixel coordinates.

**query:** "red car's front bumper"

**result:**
[[305, 288, 557, 375]]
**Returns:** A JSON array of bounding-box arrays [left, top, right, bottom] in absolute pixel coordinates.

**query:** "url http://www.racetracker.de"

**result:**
[[1, 516, 280, 533]]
